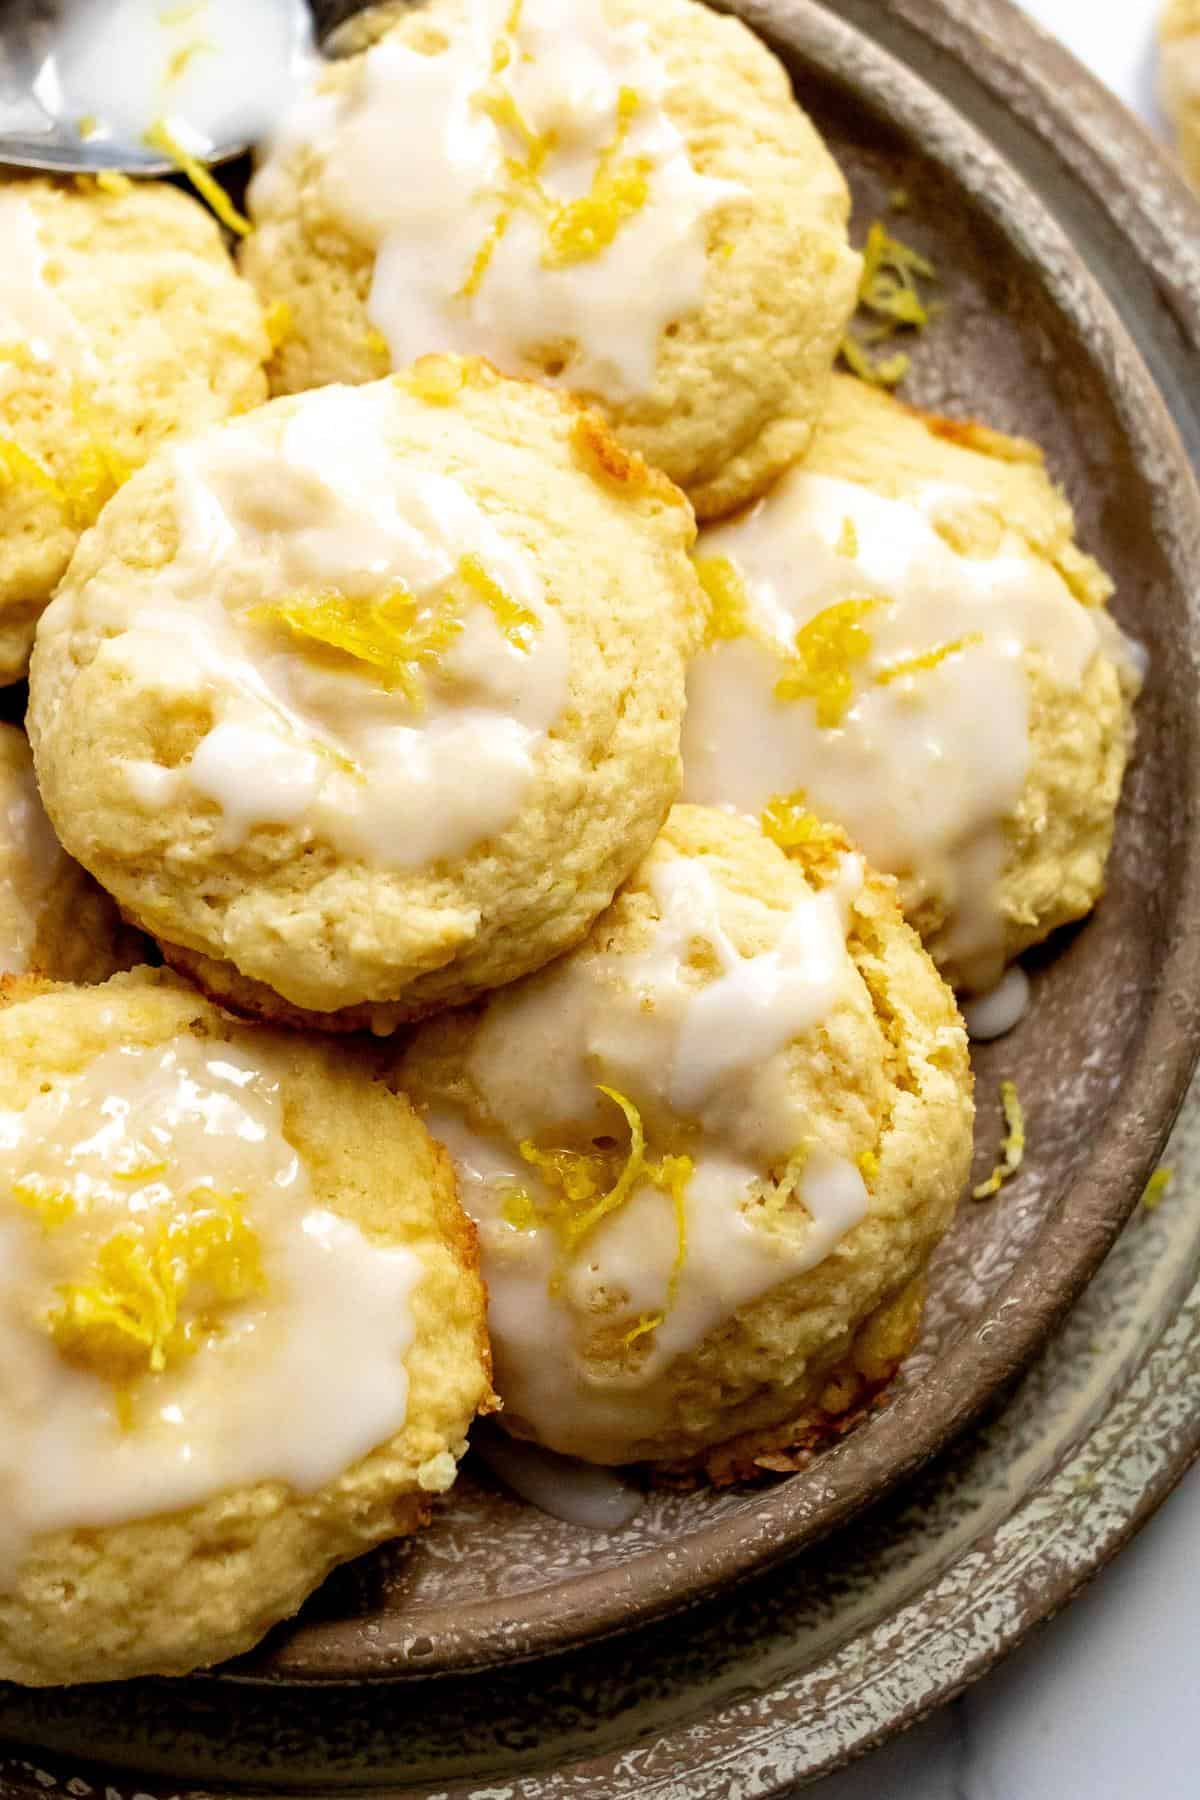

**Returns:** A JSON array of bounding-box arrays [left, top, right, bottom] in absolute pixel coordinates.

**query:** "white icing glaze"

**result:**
[[252, 0, 740, 402], [88, 383, 568, 865], [0, 195, 94, 374], [628, 853, 863, 1119], [682, 470, 1105, 993], [962, 964, 1030, 1041], [428, 1108, 865, 1465], [0, 736, 68, 975], [0, 1032, 420, 1589], [472, 1428, 643, 1526], [419, 843, 869, 1463], [32, 0, 316, 160]]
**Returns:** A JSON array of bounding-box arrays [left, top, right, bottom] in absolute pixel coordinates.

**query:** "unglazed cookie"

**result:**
[[241, 0, 861, 519], [0, 173, 270, 682], [399, 804, 973, 1478], [1161, 0, 1200, 189], [0, 969, 493, 1686], [682, 375, 1139, 996], [29, 359, 703, 1031], [0, 724, 142, 983]]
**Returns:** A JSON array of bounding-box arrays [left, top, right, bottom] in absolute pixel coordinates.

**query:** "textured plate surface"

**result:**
[[4, 0, 1200, 1788]]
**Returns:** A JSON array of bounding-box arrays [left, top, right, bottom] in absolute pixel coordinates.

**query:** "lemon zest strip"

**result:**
[[874, 633, 984, 686], [774, 598, 881, 727], [694, 553, 750, 644], [143, 119, 252, 237], [13, 1179, 76, 1232], [1142, 1167, 1173, 1211], [840, 221, 937, 388], [972, 1080, 1025, 1199], [45, 1190, 265, 1397]]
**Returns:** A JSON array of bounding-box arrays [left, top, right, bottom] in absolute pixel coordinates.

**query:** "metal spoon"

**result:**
[[0, 0, 355, 175]]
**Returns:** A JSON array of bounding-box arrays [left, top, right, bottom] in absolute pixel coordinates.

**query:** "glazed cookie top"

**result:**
[[682, 375, 1139, 995], [29, 359, 702, 1028], [0, 173, 269, 683], [401, 804, 972, 1466], [0, 973, 489, 1600], [242, 0, 861, 517]]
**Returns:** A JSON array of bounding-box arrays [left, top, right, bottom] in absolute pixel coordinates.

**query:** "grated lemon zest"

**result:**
[[760, 792, 847, 880], [95, 171, 133, 197], [620, 1151, 690, 1347], [249, 582, 463, 707], [761, 790, 819, 851], [77, 114, 99, 140], [774, 598, 880, 727], [64, 384, 132, 527], [694, 553, 750, 644], [840, 221, 937, 389], [362, 326, 390, 359], [0, 438, 66, 503], [1142, 1166, 1173, 1211], [143, 120, 251, 236], [111, 1156, 168, 1184], [0, 341, 38, 370], [499, 1185, 539, 1231], [540, 89, 650, 269], [45, 1190, 265, 1396], [459, 203, 515, 299], [490, 0, 526, 73], [477, 87, 546, 159], [972, 1080, 1025, 1199], [249, 556, 537, 706], [464, 78, 651, 291], [857, 1148, 879, 1180], [13, 1178, 76, 1233], [519, 1090, 693, 1343], [839, 332, 909, 389], [164, 37, 215, 87], [874, 633, 984, 687], [263, 299, 293, 352], [835, 517, 859, 559], [455, 551, 540, 652], [520, 1088, 693, 1253]]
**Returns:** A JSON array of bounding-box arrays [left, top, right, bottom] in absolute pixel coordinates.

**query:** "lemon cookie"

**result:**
[[29, 359, 703, 1031], [0, 172, 270, 683], [241, 0, 861, 520], [682, 374, 1139, 996], [0, 969, 492, 1686], [400, 803, 973, 1477], [0, 724, 142, 983], [1161, 0, 1200, 189]]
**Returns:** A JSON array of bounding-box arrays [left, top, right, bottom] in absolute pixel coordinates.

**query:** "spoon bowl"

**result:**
[[0, 0, 323, 175]]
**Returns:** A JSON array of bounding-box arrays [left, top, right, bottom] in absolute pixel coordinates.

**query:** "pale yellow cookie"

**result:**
[[29, 359, 704, 1031], [399, 803, 973, 1476], [0, 969, 493, 1686], [0, 173, 270, 682], [0, 723, 143, 983], [682, 375, 1137, 994], [241, 0, 860, 520]]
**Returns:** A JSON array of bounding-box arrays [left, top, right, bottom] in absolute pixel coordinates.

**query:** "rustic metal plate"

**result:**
[[3, 0, 1200, 1789]]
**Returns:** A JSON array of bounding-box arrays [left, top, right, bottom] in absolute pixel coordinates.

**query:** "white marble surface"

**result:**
[[813, 4, 1200, 1794]]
